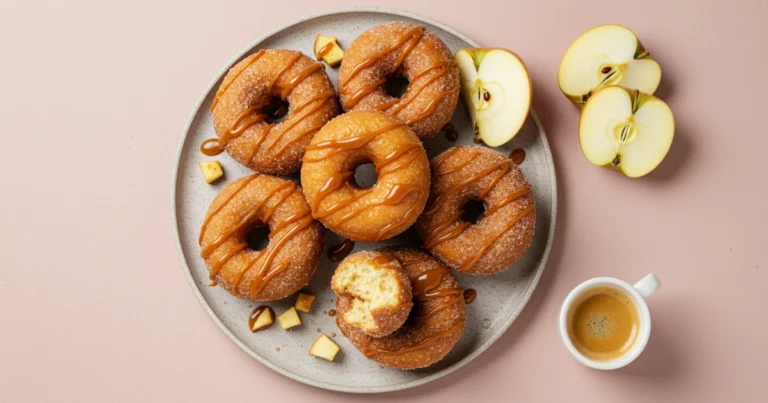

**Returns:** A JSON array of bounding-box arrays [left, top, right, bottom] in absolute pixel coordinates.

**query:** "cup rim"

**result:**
[[558, 277, 652, 370]]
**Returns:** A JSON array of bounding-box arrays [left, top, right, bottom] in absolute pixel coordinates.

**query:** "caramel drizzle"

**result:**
[[199, 178, 316, 298], [342, 25, 425, 87], [201, 181, 295, 262], [267, 53, 302, 94], [243, 89, 335, 165], [404, 89, 457, 125], [375, 199, 422, 241], [484, 185, 532, 216], [364, 266, 464, 357], [375, 142, 422, 175], [210, 50, 265, 111], [424, 160, 511, 216], [340, 26, 425, 109], [205, 52, 328, 159], [303, 121, 405, 163], [343, 78, 386, 110], [334, 184, 422, 226], [364, 322, 461, 357], [199, 175, 261, 244], [459, 204, 534, 272], [377, 61, 452, 114], [201, 106, 266, 156]]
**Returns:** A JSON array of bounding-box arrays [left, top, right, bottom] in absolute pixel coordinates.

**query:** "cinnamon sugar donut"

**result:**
[[300, 110, 430, 242], [337, 247, 466, 370], [203, 50, 339, 174], [199, 174, 323, 301], [332, 250, 413, 338], [416, 146, 536, 275], [338, 22, 460, 139]]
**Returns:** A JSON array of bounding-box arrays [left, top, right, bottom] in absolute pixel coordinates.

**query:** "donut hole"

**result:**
[[245, 225, 271, 252], [263, 96, 289, 124], [383, 75, 410, 98], [353, 161, 378, 189], [461, 199, 486, 224]]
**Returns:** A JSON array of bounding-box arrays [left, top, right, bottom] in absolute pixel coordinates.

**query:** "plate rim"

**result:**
[[170, 6, 558, 394]]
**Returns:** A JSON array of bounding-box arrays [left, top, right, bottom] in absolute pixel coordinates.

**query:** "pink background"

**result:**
[[1, 0, 766, 402]]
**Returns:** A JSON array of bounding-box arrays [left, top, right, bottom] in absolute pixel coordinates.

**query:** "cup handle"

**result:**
[[633, 274, 661, 299]]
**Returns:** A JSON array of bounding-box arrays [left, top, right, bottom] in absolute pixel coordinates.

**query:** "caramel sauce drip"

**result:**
[[334, 184, 422, 226], [371, 253, 396, 266], [211, 50, 265, 111], [201, 106, 266, 156], [374, 198, 422, 241], [463, 289, 477, 304], [459, 204, 534, 272], [328, 309, 337, 317], [316, 41, 334, 60], [424, 160, 511, 216], [327, 238, 355, 262], [442, 123, 458, 141], [424, 219, 471, 249], [509, 148, 526, 165], [248, 305, 275, 332], [400, 255, 430, 266]]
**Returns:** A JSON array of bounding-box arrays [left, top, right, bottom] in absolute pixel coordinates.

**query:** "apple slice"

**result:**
[[455, 48, 532, 147], [559, 24, 661, 108], [314, 35, 344, 67], [310, 334, 340, 361], [579, 86, 674, 178]]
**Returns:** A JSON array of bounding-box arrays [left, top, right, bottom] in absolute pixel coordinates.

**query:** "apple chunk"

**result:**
[[294, 292, 315, 313], [455, 48, 531, 147], [314, 35, 344, 67], [310, 334, 340, 361], [277, 307, 302, 330], [579, 86, 674, 178], [559, 24, 661, 108]]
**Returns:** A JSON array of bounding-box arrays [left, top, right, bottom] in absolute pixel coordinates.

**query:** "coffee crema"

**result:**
[[567, 286, 640, 361]]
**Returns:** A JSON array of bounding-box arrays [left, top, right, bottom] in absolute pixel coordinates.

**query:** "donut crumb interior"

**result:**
[[333, 261, 402, 332]]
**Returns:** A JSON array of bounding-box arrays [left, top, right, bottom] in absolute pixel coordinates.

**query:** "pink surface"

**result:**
[[1, 0, 766, 402]]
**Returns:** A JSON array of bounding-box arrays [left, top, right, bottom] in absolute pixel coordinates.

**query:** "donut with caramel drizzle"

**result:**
[[199, 174, 323, 301], [300, 110, 430, 242], [416, 146, 536, 275], [336, 247, 466, 370], [204, 50, 338, 175], [338, 22, 460, 139]]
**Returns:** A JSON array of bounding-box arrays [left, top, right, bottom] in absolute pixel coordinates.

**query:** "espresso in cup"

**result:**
[[567, 286, 640, 361]]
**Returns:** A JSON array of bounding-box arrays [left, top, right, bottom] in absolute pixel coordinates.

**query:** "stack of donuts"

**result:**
[[197, 22, 536, 370]]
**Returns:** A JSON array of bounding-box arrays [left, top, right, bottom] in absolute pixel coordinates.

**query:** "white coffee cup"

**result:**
[[559, 274, 661, 370]]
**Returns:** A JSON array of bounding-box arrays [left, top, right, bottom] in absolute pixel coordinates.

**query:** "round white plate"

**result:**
[[172, 7, 557, 393]]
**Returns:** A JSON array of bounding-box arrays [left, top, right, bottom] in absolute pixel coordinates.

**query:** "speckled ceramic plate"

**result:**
[[172, 7, 557, 393]]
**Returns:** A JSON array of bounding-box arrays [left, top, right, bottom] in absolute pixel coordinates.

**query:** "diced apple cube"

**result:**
[[277, 307, 302, 330], [310, 334, 340, 361], [198, 160, 224, 183], [295, 293, 315, 313]]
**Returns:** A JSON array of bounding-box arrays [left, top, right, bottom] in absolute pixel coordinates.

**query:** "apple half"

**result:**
[[559, 24, 661, 108], [579, 86, 674, 178], [455, 48, 532, 147]]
